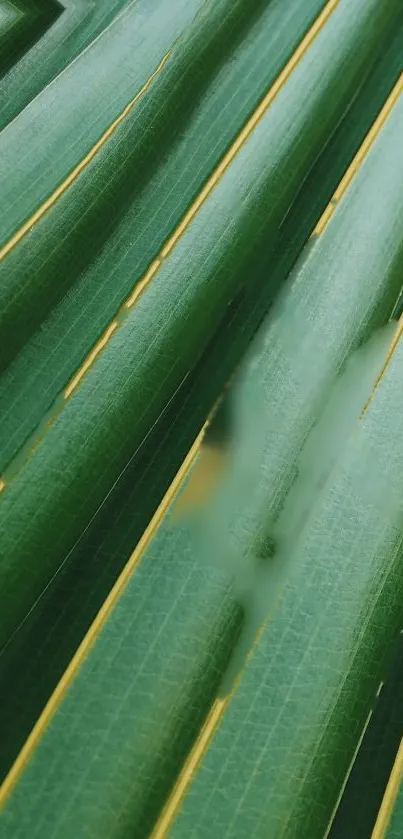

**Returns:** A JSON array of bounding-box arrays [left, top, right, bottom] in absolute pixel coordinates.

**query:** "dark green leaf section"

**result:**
[[0, 0, 61, 80], [0, 514, 243, 839], [1, 20, 403, 781], [0, 0, 400, 655], [0, 303, 245, 783], [0, 0, 159, 130], [0, 0, 325, 370], [3, 48, 403, 839], [330, 633, 403, 839], [170, 337, 403, 839]]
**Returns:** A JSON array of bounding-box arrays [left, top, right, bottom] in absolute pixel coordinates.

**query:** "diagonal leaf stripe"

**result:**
[[0, 50, 171, 262], [372, 736, 403, 837], [0, 0, 203, 246]]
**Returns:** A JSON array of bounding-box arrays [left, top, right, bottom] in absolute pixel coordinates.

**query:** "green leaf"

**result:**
[[0, 0, 60, 80], [0, 0, 325, 371], [164, 103, 403, 839], [2, 23, 403, 776], [330, 633, 403, 839], [170, 337, 403, 837], [0, 0, 399, 656], [2, 29, 403, 837], [0, 0, 332, 467], [0, 0, 160, 130], [0, 0, 203, 247]]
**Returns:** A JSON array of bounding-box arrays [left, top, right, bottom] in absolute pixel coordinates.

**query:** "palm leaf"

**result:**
[[0, 0, 400, 655], [2, 24, 403, 772], [2, 25, 403, 836], [0, 0, 180, 130], [0, 0, 60, 80], [0, 0, 326, 371], [330, 633, 403, 839], [2, 1, 403, 836], [0, 0, 332, 469]]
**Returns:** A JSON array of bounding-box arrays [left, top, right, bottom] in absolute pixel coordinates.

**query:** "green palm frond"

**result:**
[[1, 1, 403, 837]]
